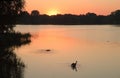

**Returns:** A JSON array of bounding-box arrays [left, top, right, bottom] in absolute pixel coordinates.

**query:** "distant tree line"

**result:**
[[17, 9, 120, 25]]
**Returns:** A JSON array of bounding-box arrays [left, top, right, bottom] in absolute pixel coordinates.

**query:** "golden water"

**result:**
[[15, 25, 120, 78]]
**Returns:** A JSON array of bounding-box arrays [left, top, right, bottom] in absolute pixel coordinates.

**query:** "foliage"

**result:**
[[0, 1, 31, 78], [17, 9, 120, 25], [110, 10, 120, 24], [0, 32, 31, 78], [0, 0, 25, 33]]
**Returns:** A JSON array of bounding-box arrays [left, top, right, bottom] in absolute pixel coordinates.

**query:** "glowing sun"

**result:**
[[47, 9, 60, 16]]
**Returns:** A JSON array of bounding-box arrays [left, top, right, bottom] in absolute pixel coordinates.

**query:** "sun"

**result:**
[[47, 9, 60, 16]]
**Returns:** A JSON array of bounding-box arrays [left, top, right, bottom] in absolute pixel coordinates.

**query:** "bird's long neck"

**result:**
[[75, 61, 77, 64]]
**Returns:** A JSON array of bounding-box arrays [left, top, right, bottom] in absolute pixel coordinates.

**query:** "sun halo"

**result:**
[[47, 9, 60, 16]]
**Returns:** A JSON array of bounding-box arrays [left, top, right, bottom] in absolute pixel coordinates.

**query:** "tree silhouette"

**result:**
[[110, 10, 120, 16], [0, 1, 31, 78], [0, 0, 25, 33], [30, 10, 41, 24], [31, 10, 40, 16], [0, 33, 31, 78], [110, 10, 120, 24], [0, 0, 31, 46], [20, 11, 30, 16], [17, 9, 120, 25], [0, 47, 25, 78], [18, 11, 30, 24], [86, 12, 97, 17]]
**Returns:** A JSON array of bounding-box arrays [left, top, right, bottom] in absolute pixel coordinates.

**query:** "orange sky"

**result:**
[[25, 0, 120, 15]]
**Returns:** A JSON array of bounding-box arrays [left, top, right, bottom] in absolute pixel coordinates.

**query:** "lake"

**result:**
[[14, 25, 120, 78]]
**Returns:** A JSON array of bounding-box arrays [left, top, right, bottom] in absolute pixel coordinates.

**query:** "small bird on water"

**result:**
[[71, 61, 77, 68]]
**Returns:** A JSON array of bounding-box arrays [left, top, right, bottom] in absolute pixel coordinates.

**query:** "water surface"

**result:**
[[15, 25, 120, 78]]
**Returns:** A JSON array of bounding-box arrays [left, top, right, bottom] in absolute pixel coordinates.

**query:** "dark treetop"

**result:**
[[17, 9, 120, 25]]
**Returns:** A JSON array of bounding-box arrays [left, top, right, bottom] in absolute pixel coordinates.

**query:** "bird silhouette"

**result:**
[[71, 61, 77, 68]]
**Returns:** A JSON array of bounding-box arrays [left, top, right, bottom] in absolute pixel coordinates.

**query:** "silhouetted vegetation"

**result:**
[[0, 38, 30, 78], [0, 0, 25, 33], [17, 9, 120, 25], [0, 1, 31, 78], [0, 50, 25, 78], [109, 10, 120, 24], [0, 0, 31, 43], [0, 32, 31, 48]]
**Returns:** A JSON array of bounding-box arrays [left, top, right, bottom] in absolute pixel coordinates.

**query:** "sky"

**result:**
[[25, 0, 120, 15]]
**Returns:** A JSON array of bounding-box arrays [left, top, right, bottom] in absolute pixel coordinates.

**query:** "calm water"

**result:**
[[15, 25, 120, 78]]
